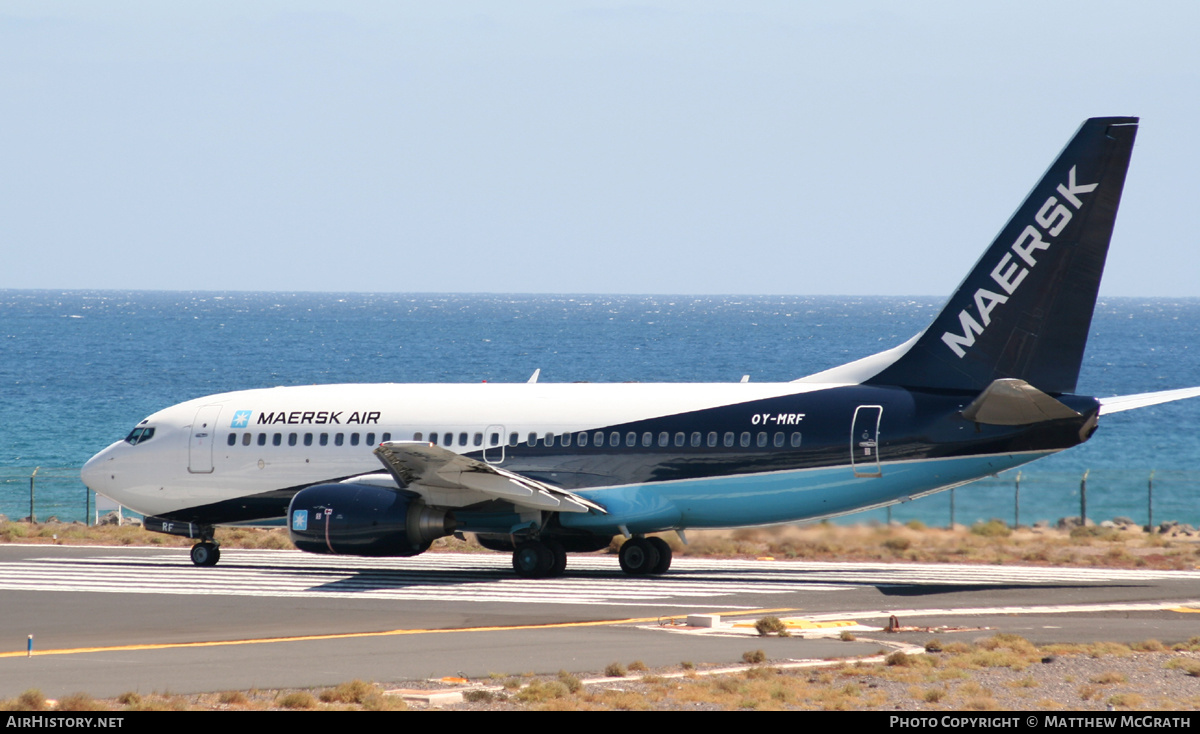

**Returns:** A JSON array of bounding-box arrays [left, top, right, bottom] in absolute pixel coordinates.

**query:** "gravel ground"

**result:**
[[389, 644, 1200, 711]]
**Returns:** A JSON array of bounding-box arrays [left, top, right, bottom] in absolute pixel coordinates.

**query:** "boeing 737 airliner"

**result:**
[[81, 117, 1200, 577]]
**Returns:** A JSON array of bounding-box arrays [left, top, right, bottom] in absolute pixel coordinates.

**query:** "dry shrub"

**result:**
[[742, 649, 767, 664], [13, 690, 46, 711], [755, 616, 788, 636], [275, 691, 317, 709], [318, 679, 378, 704], [1090, 671, 1126, 685], [515, 680, 569, 703], [1108, 692, 1145, 709], [970, 519, 1012, 538], [56, 692, 106, 711], [604, 662, 626, 678]]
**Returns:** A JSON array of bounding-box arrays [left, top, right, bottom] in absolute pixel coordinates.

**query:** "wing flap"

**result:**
[[373, 441, 605, 514]]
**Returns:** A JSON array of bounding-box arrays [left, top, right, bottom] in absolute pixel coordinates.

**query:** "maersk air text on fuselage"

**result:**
[[81, 117, 1200, 577]]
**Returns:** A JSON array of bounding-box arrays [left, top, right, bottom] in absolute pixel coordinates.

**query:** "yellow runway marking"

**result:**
[[0, 608, 800, 659]]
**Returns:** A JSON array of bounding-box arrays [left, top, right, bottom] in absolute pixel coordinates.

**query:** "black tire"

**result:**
[[646, 536, 672, 575], [544, 539, 568, 578], [190, 542, 220, 567], [512, 541, 553, 578], [618, 538, 660, 575]]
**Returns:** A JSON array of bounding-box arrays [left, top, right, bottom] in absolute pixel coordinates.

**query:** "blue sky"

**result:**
[[3, 1, 1198, 296]]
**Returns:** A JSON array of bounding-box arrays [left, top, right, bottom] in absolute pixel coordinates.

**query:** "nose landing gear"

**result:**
[[190, 540, 221, 567]]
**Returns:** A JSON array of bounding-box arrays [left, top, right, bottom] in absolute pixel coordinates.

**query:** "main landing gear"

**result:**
[[190, 541, 221, 567], [510, 536, 673, 578], [512, 539, 567, 579], [618, 536, 672, 576]]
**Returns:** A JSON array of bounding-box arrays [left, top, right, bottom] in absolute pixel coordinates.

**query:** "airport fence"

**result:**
[[0, 466, 1197, 529]]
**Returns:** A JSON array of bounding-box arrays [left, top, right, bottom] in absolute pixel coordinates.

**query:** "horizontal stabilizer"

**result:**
[[1098, 386, 1200, 415], [373, 441, 606, 514], [961, 378, 1081, 425]]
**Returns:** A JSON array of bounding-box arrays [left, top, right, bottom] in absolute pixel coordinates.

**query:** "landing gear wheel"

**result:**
[[618, 537, 660, 575], [513, 541, 554, 579], [544, 539, 568, 578], [190, 542, 220, 567], [646, 536, 672, 575]]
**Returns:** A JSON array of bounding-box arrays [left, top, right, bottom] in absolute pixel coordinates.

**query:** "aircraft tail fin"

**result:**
[[802, 117, 1139, 394]]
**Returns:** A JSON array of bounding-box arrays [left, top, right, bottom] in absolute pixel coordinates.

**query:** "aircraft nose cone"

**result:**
[[81, 447, 113, 492]]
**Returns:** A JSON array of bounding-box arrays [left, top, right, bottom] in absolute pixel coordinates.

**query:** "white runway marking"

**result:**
[[3, 549, 1199, 607]]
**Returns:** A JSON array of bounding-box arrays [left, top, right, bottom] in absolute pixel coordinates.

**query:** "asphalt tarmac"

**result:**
[[2, 545, 1199, 699]]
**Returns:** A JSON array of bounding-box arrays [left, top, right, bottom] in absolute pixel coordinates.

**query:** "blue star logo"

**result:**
[[292, 510, 308, 531], [231, 410, 252, 428]]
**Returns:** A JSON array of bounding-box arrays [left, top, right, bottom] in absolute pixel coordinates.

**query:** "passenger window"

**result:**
[[473, 432, 483, 447], [335, 433, 344, 446], [242, 433, 252, 446], [351, 433, 360, 446], [740, 432, 751, 448], [430, 432, 438, 445], [320, 433, 329, 446], [707, 431, 718, 447], [528, 432, 537, 446], [490, 432, 500, 446], [381, 433, 391, 443], [691, 432, 701, 447], [227, 433, 236, 447], [610, 431, 620, 447], [625, 432, 636, 447], [641, 432, 652, 447], [774, 432, 785, 447], [459, 432, 468, 447], [288, 433, 297, 446], [258, 433, 266, 446], [366, 432, 376, 445], [674, 432, 685, 447], [509, 432, 519, 447], [304, 433, 313, 447], [757, 432, 767, 448], [724, 432, 734, 447], [543, 432, 553, 447], [595, 432, 605, 447], [658, 432, 669, 447], [413, 432, 423, 442], [791, 432, 802, 447], [273, 433, 282, 446], [577, 432, 588, 447], [561, 433, 572, 447]]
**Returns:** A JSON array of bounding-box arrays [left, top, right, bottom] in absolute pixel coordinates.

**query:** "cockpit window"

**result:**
[[124, 427, 155, 445]]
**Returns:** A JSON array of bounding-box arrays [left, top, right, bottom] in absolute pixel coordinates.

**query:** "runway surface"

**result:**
[[3, 545, 1200, 698]]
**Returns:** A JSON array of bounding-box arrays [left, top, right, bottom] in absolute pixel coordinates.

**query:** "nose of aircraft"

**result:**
[[80, 444, 117, 494]]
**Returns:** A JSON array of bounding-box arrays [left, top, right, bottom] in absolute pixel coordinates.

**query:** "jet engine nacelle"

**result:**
[[287, 483, 456, 557]]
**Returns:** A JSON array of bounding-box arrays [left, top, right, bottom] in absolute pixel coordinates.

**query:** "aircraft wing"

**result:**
[[1098, 386, 1200, 415], [373, 441, 606, 514]]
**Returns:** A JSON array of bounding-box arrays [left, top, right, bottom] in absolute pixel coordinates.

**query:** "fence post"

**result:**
[[1080, 469, 1089, 526], [1014, 471, 1021, 529], [949, 488, 956, 529], [1148, 469, 1155, 532], [29, 467, 39, 524]]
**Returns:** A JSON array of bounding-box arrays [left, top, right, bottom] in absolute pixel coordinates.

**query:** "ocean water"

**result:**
[[2, 291, 1198, 527]]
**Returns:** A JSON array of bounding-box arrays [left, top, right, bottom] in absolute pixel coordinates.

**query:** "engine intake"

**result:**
[[288, 483, 455, 557]]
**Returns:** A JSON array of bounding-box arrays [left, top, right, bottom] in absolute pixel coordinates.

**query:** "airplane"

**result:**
[[81, 116, 1200, 578]]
